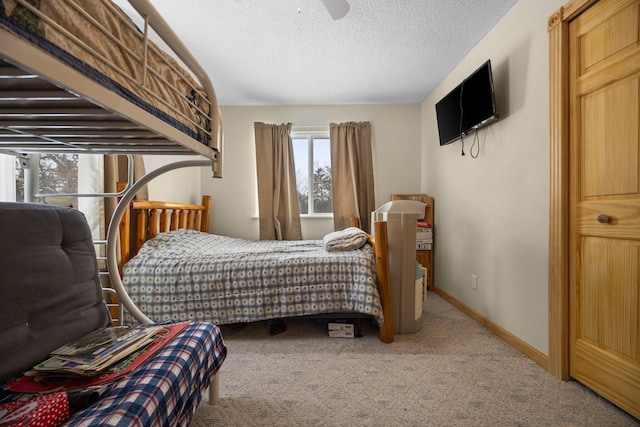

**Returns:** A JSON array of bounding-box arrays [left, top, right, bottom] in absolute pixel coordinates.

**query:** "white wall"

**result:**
[[143, 155, 203, 203], [202, 104, 421, 240], [421, 0, 565, 354]]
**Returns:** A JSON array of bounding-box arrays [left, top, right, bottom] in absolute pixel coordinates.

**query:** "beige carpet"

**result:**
[[191, 293, 639, 426]]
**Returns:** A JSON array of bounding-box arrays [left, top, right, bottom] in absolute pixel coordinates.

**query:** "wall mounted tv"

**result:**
[[435, 60, 498, 146]]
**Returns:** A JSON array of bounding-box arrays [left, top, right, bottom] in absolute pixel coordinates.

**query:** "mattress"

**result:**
[[0, 0, 211, 145], [122, 229, 385, 326]]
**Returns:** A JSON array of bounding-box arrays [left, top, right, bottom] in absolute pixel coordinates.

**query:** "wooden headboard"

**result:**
[[118, 195, 212, 268]]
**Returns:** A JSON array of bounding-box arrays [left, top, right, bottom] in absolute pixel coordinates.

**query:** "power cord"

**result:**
[[460, 128, 483, 158], [470, 129, 480, 158], [459, 83, 465, 156], [457, 81, 483, 158]]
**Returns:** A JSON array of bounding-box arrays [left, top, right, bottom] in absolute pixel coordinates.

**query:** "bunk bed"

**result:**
[[0, 0, 226, 424], [116, 196, 395, 344], [0, 0, 222, 176]]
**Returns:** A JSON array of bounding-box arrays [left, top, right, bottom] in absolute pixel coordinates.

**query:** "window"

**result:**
[[10, 153, 104, 248], [292, 132, 332, 215], [0, 154, 16, 201], [14, 153, 78, 205]]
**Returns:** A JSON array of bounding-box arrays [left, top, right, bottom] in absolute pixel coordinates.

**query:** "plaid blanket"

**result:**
[[63, 322, 226, 426], [122, 230, 384, 326]]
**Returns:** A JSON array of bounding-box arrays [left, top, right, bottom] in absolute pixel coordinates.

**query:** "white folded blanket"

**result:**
[[323, 227, 369, 251]]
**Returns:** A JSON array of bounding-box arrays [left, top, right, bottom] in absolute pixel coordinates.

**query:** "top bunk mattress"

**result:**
[[0, 0, 222, 172]]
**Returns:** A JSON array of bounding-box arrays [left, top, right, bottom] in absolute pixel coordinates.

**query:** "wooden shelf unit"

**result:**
[[391, 194, 434, 290]]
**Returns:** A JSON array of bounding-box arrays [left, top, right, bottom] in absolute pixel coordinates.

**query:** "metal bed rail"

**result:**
[[9, 0, 217, 149], [0, 0, 222, 176]]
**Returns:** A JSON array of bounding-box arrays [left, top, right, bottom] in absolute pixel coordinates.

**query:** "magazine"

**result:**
[[50, 326, 144, 357], [31, 326, 162, 377], [8, 322, 190, 393]]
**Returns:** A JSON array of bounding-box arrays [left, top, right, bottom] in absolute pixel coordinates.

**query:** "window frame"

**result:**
[[291, 128, 333, 217]]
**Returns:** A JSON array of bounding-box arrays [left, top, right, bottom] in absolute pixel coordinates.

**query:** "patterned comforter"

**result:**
[[122, 230, 384, 326]]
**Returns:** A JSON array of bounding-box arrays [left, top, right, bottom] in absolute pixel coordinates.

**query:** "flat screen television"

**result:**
[[435, 60, 497, 146]]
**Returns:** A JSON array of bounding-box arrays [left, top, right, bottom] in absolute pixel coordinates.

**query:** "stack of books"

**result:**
[[29, 326, 164, 379], [9, 322, 189, 393], [416, 221, 433, 250]]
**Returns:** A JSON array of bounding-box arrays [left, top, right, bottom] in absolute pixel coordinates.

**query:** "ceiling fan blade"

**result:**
[[320, 0, 350, 20]]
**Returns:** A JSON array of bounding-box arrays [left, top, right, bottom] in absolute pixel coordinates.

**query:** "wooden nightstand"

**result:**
[[415, 249, 432, 291]]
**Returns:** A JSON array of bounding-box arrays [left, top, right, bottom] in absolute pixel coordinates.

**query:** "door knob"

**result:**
[[597, 214, 610, 224]]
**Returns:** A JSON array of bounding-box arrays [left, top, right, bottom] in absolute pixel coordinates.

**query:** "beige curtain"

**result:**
[[330, 121, 375, 233], [254, 122, 302, 240]]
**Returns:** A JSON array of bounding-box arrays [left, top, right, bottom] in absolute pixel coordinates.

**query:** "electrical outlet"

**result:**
[[471, 274, 478, 290]]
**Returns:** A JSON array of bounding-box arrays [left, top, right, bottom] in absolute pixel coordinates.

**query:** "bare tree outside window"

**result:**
[[14, 158, 24, 202], [312, 164, 332, 213], [15, 154, 78, 203], [296, 167, 309, 214], [293, 136, 332, 215]]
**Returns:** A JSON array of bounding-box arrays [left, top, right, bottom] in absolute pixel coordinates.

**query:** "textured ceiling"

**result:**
[[117, 0, 518, 106]]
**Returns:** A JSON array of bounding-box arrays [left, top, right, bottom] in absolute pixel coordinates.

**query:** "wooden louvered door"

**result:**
[[568, 0, 640, 418]]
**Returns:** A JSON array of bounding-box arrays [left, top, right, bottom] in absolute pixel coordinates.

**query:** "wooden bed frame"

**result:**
[[118, 196, 212, 268], [116, 197, 394, 343]]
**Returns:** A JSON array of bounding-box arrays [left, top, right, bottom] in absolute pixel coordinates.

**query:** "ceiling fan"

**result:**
[[320, 0, 350, 20]]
